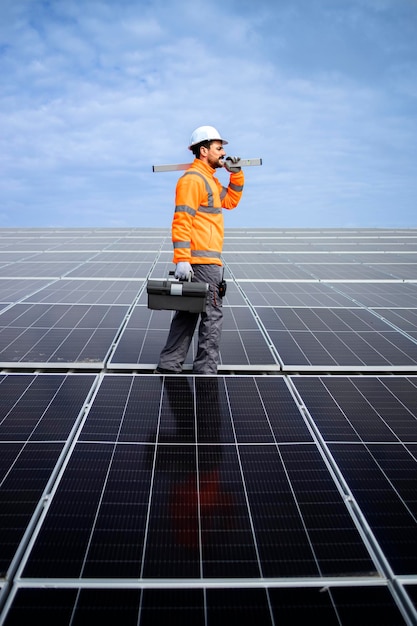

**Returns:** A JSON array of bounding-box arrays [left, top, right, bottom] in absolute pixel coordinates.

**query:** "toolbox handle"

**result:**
[[168, 270, 192, 282]]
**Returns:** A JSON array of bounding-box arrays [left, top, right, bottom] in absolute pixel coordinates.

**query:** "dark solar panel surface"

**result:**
[[107, 306, 278, 370], [2, 586, 408, 625], [0, 373, 96, 577], [256, 307, 417, 370], [329, 283, 417, 308], [65, 261, 152, 279], [0, 262, 82, 278], [0, 303, 129, 366], [0, 228, 416, 625], [18, 376, 375, 582], [0, 279, 53, 304], [24, 279, 143, 305]]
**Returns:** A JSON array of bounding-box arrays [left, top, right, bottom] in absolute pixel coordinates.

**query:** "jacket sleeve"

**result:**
[[217, 170, 245, 210], [171, 173, 204, 263]]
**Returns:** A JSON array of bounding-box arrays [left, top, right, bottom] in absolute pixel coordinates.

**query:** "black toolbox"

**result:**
[[147, 278, 209, 313]]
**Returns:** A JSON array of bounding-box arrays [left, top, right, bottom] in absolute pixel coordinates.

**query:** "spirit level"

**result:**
[[152, 158, 262, 172]]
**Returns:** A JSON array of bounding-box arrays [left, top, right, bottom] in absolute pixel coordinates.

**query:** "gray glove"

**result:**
[[175, 261, 194, 281], [224, 156, 241, 173]]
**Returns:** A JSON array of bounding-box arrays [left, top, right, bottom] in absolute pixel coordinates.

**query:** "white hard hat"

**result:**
[[188, 125, 228, 150]]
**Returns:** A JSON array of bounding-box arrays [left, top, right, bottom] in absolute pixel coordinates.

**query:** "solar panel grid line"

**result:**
[[0, 302, 137, 368], [361, 445, 417, 526], [0, 254, 102, 279], [0, 576, 402, 590], [321, 279, 401, 284], [7, 279, 63, 306], [28, 252, 102, 263], [366, 264, 417, 281], [286, 377, 395, 575], [95, 276, 154, 367], [9, 373, 110, 583], [324, 379, 408, 443], [22, 279, 141, 306], [221, 263, 286, 369], [361, 331, 417, 367], [255, 306, 417, 371], [0, 373, 99, 589], [290, 375, 417, 592], [1, 374, 76, 442], [370, 316, 417, 352], [247, 383, 325, 578], [140, 380, 193, 579], [3, 325, 76, 368], [255, 308, 328, 368], [330, 283, 417, 310], [220, 378, 269, 581], [327, 443, 417, 582], [376, 309, 417, 335], [228, 376, 376, 576], [79, 377, 138, 580], [243, 282, 358, 308], [104, 265, 160, 367], [221, 306, 280, 369], [6, 584, 408, 626], [0, 445, 63, 589], [193, 381, 206, 581], [285, 376, 405, 587], [63, 276, 146, 281]]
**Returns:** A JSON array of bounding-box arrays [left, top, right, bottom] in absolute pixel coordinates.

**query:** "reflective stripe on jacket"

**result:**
[[172, 158, 244, 266]]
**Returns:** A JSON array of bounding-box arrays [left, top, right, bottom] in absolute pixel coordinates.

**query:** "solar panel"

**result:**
[[0, 303, 129, 367], [332, 283, 417, 308], [149, 261, 176, 278], [376, 309, 417, 336], [285, 252, 412, 263], [227, 263, 314, 280], [23, 279, 142, 305], [364, 264, 417, 280], [64, 261, 153, 279], [4, 585, 408, 625], [108, 306, 277, 370], [1, 227, 417, 625], [92, 251, 157, 262], [0, 373, 96, 579], [0, 279, 53, 304], [292, 375, 417, 576], [0, 262, 82, 278], [256, 307, 417, 370], [0, 253, 40, 263], [231, 280, 354, 307], [295, 263, 398, 280], [26, 252, 96, 263], [18, 376, 375, 582]]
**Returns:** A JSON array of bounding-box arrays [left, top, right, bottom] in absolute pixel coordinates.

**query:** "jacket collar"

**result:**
[[192, 158, 215, 176]]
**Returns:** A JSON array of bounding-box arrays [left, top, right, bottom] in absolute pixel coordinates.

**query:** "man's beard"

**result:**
[[209, 157, 223, 169]]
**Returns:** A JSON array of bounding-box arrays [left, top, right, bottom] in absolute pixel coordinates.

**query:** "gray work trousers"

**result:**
[[157, 264, 223, 374]]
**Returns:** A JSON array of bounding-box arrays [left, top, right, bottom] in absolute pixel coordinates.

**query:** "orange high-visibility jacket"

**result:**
[[172, 158, 244, 266]]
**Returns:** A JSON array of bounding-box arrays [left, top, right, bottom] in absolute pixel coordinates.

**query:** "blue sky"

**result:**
[[1, 0, 417, 229]]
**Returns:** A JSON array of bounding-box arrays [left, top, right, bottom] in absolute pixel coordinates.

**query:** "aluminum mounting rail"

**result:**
[[152, 158, 262, 172]]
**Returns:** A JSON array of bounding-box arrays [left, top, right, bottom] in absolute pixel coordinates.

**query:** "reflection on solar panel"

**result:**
[[0, 228, 417, 625]]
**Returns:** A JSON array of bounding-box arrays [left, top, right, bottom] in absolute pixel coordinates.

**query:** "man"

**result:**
[[155, 125, 244, 375]]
